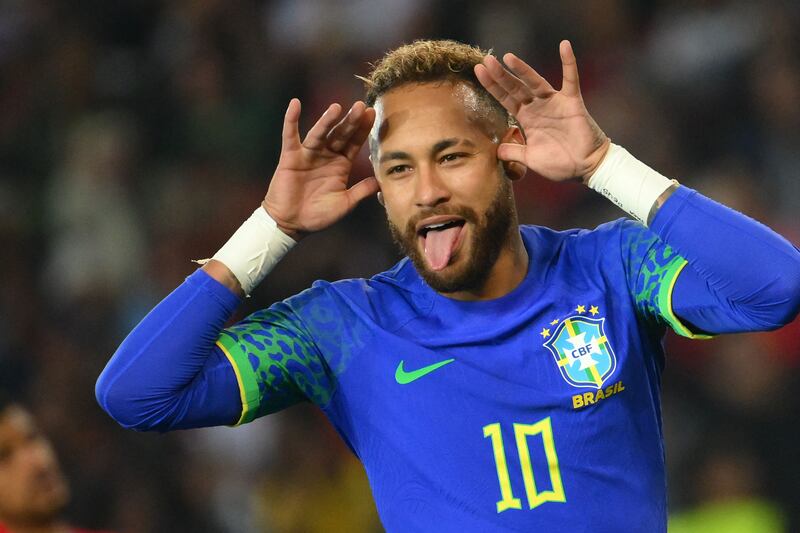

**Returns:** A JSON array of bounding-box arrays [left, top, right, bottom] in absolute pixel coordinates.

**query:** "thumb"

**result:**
[[345, 176, 380, 208], [497, 143, 527, 165]]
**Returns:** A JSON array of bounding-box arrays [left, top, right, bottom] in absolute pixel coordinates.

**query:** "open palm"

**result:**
[[475, 40, 609, 182], [263, 99, 378, 240]]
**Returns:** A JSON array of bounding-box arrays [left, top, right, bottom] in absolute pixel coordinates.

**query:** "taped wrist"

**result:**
[[587, 143, 676, 226], [211, 207, 296, 295]]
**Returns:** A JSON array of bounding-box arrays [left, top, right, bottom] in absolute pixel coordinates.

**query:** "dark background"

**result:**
[[1, 0, 799, 531]]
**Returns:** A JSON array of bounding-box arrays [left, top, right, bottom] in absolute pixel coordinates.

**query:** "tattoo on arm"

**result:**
[[647, 181, 679, 226]]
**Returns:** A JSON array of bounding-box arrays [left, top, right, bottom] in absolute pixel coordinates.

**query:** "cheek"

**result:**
[[0, 470, 25, 510], [380, 190, 412, 228], [445, 165, 502, 205], [384, 206, 407, 233]]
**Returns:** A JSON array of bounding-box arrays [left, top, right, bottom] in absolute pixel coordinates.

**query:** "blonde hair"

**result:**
[[360, 39, 511, 128]]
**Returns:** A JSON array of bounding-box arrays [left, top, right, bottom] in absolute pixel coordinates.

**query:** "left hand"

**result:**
[[475, 40, 610, 182]]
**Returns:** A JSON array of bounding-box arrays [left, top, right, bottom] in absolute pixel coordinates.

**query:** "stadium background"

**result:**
[[1, 0, 799, 531]]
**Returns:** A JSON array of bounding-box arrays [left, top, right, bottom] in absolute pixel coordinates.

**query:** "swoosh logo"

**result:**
[[395, 358, 455, 384]]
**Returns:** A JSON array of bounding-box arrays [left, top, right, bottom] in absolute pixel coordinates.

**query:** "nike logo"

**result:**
[[395, 358, 455, 384]]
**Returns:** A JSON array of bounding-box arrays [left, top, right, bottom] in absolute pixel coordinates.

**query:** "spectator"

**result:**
[[0, 391, 112, 533]]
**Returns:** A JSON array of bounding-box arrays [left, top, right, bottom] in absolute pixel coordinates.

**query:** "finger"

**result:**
[[497, 142, 527, 165], [477, 55, 532, 114], [281, 98, 302, 151], [559, 40, 580, 97], [345, 176, 379, 208], [327, 101, 366, 153], [343, 107, 376, 161], [302, 103, 344, 150], [475, 63, 510, 104], [502, 53, 556, 98]]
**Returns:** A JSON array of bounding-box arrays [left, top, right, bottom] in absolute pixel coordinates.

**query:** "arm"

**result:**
[[475, 41, 800, 334], [617, 193, 800, 339], [652, 186, 800, 333], [95, 269, 243, 430], [96, 99, 378, 431]]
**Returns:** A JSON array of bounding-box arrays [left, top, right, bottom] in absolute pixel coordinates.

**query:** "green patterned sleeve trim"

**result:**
[[216, 332, 261, 426], [656, 259, 714, 340], [213, 305, 336, 425]]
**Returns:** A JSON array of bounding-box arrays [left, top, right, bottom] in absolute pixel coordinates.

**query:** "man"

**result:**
[[0, 393, 109, 533], [96, 40, 800, 531]]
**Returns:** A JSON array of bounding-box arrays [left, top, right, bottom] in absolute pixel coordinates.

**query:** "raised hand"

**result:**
[[263, 99, 379, 240], [474, 40, 609, 182]]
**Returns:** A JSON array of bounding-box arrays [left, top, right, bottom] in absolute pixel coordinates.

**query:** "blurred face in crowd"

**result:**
[[0, 406, 69, 527], [372, 81, 524, 294]]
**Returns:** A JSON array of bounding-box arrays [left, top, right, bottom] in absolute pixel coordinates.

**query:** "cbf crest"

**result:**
[[541, 306, 617, 390]]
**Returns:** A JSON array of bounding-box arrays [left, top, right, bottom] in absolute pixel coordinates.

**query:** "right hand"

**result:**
[[474, 41, 609, 183], [262, 99, 379, 241]]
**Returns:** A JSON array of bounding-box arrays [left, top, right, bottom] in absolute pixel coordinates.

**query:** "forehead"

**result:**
[[372, 82, 497, 153], [0, 407, 34, 444]]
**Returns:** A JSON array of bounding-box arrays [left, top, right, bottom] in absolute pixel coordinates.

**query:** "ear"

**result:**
[[369, 152, 386, 207], [499, 126, 526, 181]]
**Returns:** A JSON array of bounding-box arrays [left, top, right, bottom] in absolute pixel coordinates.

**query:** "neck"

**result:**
[[444, 225, 528, 301]]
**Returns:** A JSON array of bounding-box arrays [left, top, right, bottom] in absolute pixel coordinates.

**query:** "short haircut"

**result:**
[[360, 39, 513, 132]]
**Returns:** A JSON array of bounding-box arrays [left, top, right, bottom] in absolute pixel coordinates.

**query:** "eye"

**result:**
[[386, 164, 411, 175], [440, 152, 467, 164]]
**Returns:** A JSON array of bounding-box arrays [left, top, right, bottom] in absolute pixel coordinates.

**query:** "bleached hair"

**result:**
[[359, 39, 512, 128]]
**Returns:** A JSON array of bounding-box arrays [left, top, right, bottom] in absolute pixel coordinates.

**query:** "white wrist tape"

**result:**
[[587, 143, 674, 225], [211, 207, 296, 295]]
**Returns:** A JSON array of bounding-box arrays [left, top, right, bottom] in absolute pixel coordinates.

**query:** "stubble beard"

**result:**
[[388, 179, 516, 294]]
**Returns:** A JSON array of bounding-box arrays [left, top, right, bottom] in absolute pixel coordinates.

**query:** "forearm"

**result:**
[[650, 187, 800, 332], [592, 144, 800, 333], [97, 206, 299, 430], [96, 269, 243, 430]]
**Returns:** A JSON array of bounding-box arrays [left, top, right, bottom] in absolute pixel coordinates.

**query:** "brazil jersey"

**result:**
[[214, 219, 699, 532]]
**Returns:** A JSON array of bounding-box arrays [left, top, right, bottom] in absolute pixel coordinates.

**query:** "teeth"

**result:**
[[427, 220, 462, 230], [421, 220, 464, 235], [425, 223, 448, 230]]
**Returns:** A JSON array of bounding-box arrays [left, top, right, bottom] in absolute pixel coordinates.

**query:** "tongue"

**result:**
[[424, 226, 461, 271]]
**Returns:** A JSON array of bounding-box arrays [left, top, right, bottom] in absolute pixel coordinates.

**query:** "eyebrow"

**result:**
[[378, 138, 477, 164]]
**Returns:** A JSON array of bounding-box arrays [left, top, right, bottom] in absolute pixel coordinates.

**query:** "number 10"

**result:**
[[482, 417, 566, 513]]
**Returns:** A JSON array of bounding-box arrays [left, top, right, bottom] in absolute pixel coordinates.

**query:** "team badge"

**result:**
[[541, 306, 617, 390]]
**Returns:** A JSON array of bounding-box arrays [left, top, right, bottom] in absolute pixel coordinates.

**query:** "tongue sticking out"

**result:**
[[424, 225, 462, 271]]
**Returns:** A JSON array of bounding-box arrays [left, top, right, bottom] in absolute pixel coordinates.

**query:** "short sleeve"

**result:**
[[619, 220, 712, 339], [215, 301, 335, 426]]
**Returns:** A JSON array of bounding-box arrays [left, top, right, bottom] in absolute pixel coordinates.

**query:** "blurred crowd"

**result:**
[[0, 0, 798, 531]]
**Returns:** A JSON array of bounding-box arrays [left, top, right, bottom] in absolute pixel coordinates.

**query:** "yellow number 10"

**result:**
[[482, 417, 566, 513]]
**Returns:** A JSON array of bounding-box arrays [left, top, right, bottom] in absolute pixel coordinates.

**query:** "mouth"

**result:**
[[416, 216, 467, 271]]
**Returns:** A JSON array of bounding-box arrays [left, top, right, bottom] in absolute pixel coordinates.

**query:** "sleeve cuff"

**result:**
[[189, 268, 243, 314], [216, 332, 261, 425], [649, 185, 694, 236]]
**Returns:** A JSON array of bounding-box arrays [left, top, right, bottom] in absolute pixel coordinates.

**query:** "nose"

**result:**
[[414, 163, 450, 208]]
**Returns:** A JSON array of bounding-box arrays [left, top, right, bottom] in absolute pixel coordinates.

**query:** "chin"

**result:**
[[417, 252, 492, 294], [389, 180, 515, 294], [32, 476, 70, 519]]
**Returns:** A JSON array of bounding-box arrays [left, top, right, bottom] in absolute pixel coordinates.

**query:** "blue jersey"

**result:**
[[96, 186, 800, 532], [215, 219, 695, 532]]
